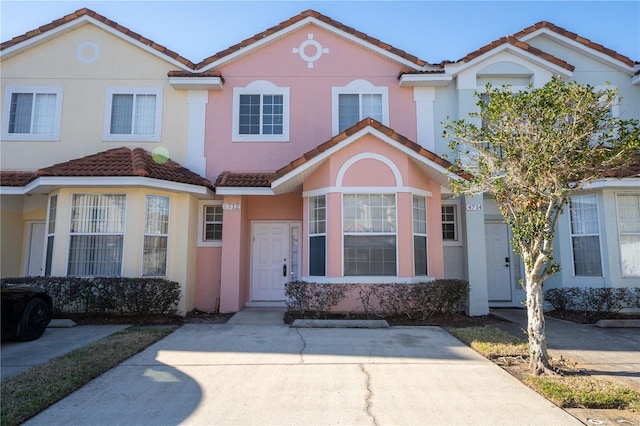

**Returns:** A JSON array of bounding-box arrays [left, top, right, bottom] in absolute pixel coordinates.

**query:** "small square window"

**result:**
[[204, 205, 223, 241]]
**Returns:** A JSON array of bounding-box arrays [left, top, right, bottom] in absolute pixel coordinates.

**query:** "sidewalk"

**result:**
[[24, 308, 579, 425], [491, 308, 640, 392]]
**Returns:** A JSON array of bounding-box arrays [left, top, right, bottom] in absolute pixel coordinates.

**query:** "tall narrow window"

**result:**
[[413, 196, 428, 276], [2, 86, 63, 140], [343, 194, 396, 276], [143, 195, 169, 276], [309, 195, 326, 276], [45, 195, 57, 276], [616, 194, 640, 277], [204, 205, 223, 241], [441, 204, 457, 241], [68, 194, 125, 276], [569, 195, 602, 277]]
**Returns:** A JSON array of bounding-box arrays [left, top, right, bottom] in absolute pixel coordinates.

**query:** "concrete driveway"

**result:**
[[24, 310, 579, 426]]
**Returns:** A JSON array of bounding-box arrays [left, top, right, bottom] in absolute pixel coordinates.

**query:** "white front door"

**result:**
[[251, 222, 293, 301], [26, 222, 46, 276], [485, 222, 513, 302]]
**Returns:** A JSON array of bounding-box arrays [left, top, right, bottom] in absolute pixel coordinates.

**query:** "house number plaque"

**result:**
[[222, 203, 241, 211], [466, 204, 484, 211]]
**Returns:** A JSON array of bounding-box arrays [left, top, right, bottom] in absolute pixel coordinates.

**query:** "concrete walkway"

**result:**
[[491, 308, 640, 392], [1, 324, 130, 381], [25, 308, 579, 425]]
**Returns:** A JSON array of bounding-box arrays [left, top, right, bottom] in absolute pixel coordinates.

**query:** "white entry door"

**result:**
[[485, 223, 513, 302], [251, 222, 292, 301], [26, 222, 46, 276]]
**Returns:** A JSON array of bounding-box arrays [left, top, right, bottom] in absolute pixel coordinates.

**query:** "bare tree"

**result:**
[[444, 76, 639, 374]]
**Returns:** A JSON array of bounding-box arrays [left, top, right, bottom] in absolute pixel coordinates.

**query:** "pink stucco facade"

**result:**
[[194, 21, 448, 313]]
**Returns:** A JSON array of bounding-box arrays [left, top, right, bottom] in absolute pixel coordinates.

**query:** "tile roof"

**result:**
[[459, 36, 575, 72], [513, 21, 635, 67], [195, 9, 430, 70], [0, 8, 196, 69], [215, 118, 471, 189], [215, 172, 274, 188], [1, 147, 213, 189], [0, 171, 35, 187]]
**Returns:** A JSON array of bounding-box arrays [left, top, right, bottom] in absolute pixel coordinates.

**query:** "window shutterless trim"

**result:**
[[232, 80, 290, 142], [103, 87, 163, 142], [2, 86, 63, 141]]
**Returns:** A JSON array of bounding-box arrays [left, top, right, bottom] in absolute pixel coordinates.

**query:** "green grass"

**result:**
[[450, 326, 528, 357], [451, 326, 640, 412], [526, 375, 640, 411], [1, 326, 175, 426]]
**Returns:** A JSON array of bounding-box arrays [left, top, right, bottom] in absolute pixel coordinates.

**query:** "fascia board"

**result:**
[[581, 178, 640, 189], [215, 187, 274, 196], [398, 74, 452, 87], [169, 76, 223, 90], [518, 28, 634, 74], [18, 176, 213, 195]]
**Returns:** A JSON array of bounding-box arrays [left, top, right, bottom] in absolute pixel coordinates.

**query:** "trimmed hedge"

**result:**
[[285, 280, 470, 319], [0, 277, 180, 316], [544, 287, 640, 313]]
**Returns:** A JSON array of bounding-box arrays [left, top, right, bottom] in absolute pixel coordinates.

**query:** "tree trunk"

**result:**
[[524, 274, 552, 374]]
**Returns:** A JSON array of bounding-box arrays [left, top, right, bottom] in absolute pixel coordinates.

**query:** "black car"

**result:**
[[1, 283, 53, 341]]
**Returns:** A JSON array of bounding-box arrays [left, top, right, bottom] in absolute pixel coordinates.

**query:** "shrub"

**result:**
[[284, 281, 352, 318], [544, 286, 639, 313], [0, 277, 180, 315], [287, 279, 469, 320]]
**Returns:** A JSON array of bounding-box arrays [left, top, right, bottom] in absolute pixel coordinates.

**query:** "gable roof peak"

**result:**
[[195, 8, 431, 71], [513, 20, 635, 68], [1, 7, 196, 69]]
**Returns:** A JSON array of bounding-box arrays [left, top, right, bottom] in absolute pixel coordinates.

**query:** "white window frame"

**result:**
[[332, 79, 389, 135], [142, 195, 169, 277], [103, 87, 163, 142], [308, 195, 327, 277], [67, 193, 126, 277], [413, 195, 428, 276], [569, 194, 603, 278], [441, 201, 462, 246], [45, 194, 58, 276], [2, 86, 63, 141], [342, 193, 397, 277], [232, 80, 290, 142], [198, 200, 223, 247], [615, 193, 640, 277]]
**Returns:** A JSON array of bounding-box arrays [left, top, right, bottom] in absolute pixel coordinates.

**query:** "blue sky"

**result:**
[[1, 1, 639, 64]]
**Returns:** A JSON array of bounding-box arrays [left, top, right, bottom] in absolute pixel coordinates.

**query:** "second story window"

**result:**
[[104, 87, 162, 141], [2, 86, 63, 141], [232, 80, 290, 142], [332, 79, 388, 135]]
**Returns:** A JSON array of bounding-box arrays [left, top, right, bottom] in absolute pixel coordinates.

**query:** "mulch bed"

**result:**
[[546, 309, 640, 324]]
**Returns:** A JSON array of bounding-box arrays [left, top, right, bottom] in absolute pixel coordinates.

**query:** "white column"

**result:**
[[413, 87, 436, 152], [185, 90, 208, 176], [463, 194, 490, 316]]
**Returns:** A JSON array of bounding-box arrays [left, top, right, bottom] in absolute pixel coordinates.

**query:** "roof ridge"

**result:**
[[1, 7, 196, 68]]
